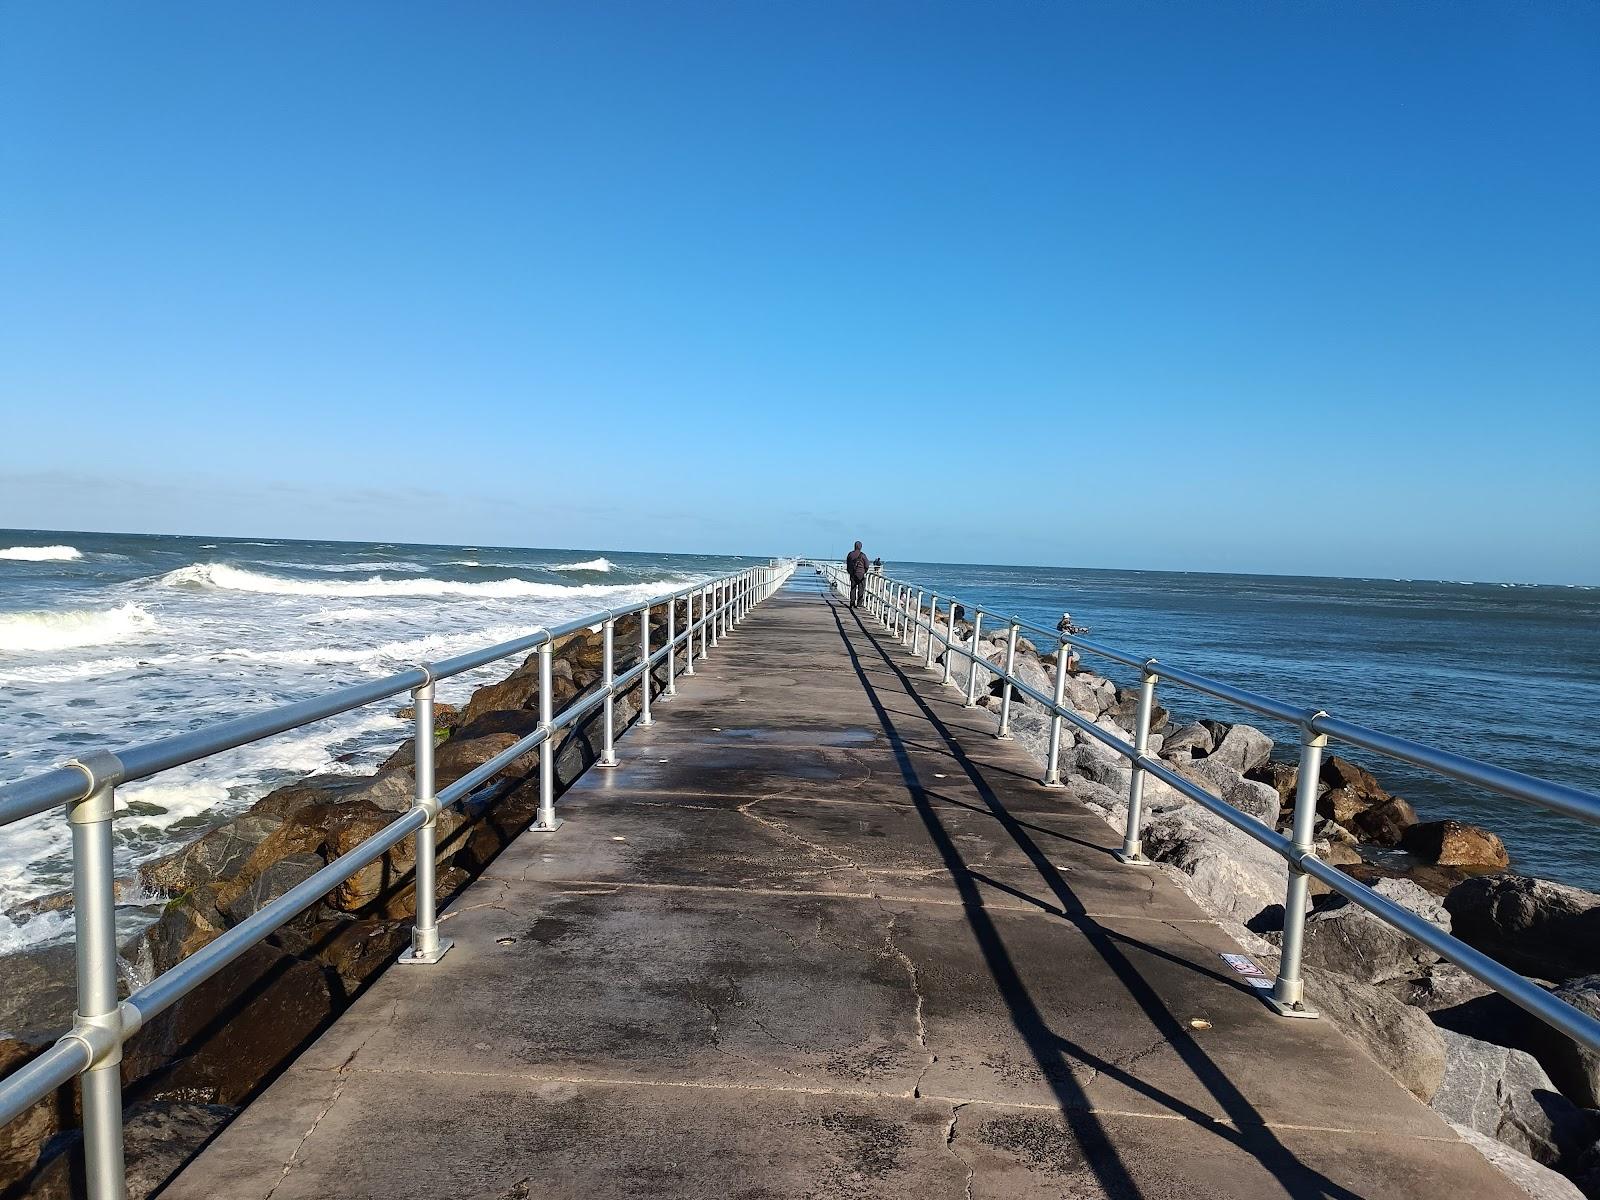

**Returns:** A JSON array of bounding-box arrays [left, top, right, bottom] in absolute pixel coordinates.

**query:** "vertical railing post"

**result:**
[[683, 592, 697, 676], [598, 616, 618, 766], [1269, 722, 1327, 1018], [700, 585, 710, 659], [663, 596, 677, 698], [1115, 664, 1160, 866], [1042, 640, 1069, 787], [996, 621, 1019, 739], [66, 753, 126, 1200], [910, 590, 923, 650], [711, 582, 721, 648], [531, 639, 562, 832], [398, 678, 452, 964], [964, 610, 985, 706], [942, 600, 957, 684], [638, 602, 654, 727], [924, 594, 939, 667]]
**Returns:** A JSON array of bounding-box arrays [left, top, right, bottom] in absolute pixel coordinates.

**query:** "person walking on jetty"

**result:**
[[846, 541, 869, 608]]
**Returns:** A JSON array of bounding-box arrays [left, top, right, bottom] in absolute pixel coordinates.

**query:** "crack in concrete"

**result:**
[[943, 1101, 975, 1200]]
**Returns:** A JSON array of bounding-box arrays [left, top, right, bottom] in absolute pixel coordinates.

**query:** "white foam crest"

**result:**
[[447, 559, 481, 566], [0, 545, 82, 562], [158, 561, 661, 600], [120, 779, 231, 829], [0, 908, 75, 956], [0, 655, 149, 685], [0, 604, 160, 653], [204, 624, 537, 668], [550, 557, 613, 572], [307, 606, 386, 624]]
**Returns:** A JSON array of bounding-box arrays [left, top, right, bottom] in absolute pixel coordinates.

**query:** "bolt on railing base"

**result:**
[[395, 937, 454, 966], [1038, 777, 1066, 790], [528, 816, 564, 833], [1112, 848, 1152, 867], [596, 755, 620, 769], [1263, 993, 1320, 1020]]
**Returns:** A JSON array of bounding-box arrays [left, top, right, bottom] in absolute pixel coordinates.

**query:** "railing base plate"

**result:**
[[1113, 850, 1153, 867], [396, 938, 454, 966], [529, 817, 564, 834], [1263, 995, 1319, 1020]]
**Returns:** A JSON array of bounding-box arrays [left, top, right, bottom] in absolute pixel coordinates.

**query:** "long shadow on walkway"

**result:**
[[827, 595, 1364, 1200]]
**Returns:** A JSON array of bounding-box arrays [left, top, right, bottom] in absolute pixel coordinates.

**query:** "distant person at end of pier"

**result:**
[[845, 541, 869, 607]]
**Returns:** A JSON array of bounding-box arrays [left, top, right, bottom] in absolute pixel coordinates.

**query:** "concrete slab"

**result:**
[[164, 579, 1518, 1199]]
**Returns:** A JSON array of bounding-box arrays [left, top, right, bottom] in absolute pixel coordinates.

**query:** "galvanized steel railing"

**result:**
[[812, 561, 1600, 1057], [0, 561, 793, 1199]]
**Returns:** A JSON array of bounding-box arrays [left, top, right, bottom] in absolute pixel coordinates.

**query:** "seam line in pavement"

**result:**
[[475, 875, 1220, 923], [302, 1065, 1466, 1143]]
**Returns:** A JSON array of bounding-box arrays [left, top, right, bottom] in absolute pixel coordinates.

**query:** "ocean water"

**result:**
[[0, 529, 750, 951], [875, 560, 1600, 893]]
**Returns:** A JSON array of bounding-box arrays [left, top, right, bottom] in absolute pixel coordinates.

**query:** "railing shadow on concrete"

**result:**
[[0, 563, 795, 1199], [827, 593, 1370, 1200], [809, 560, 1600, 1061]]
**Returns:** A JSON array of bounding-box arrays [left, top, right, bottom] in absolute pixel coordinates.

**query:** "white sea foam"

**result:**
[[158, 561, 652, 599], [551, 557, 613, 572], [0, 655, 152, 685], [205, 624, 536, 669], [0, 603, 160, 653], [308, 606, 385, 624], [0, 545, 82, 562]]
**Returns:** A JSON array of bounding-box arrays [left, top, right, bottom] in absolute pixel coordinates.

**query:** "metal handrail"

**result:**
[[811, 560, 1600, 1056], [0, 561, 795, 1198]]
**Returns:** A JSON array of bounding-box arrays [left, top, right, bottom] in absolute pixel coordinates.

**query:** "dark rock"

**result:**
[[1401, 820, 1510, 870], [1198, 718, 1231, 747], [1445, 873, 1600, 982], [138, 812, 284, 894], [1248, 761, 1299, 806], [24, 1099, 236, 1200], [1530, 975, 1600, 1109], [127, 942, 337, 1105], [1322, 755, 1387, 806], [1318, 786, 1379, 826], [0, 944, 77, 1039], [220, 852, 326, 926], [1349, 796, 1419, 847], [139, 891, 229, 976], [434, 732, 540, 790], [0, 1036, 69, 1193]]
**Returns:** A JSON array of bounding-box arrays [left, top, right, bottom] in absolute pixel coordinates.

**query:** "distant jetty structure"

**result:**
[[1, 560, 1597, 1198]]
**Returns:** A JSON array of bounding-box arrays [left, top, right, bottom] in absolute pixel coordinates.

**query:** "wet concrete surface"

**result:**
[[164, 574, 1516, 1199]]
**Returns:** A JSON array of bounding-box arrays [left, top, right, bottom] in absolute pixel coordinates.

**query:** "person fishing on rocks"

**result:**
[[845, 541, 869, 608]]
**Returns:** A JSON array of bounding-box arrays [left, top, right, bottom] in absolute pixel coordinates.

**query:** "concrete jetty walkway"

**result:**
[[166, 576, 1514, 1199]]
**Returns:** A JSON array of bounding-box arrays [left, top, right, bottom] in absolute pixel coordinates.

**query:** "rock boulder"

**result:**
[[1303, 965, 1447, 1101], [1430, 1028, 1593, 1167], [1401, 820, 1510, 870], [1445, 874, 1600, 982]]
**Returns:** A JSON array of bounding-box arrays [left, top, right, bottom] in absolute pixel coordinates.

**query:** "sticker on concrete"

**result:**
[[1221, 953, 1273, 989]]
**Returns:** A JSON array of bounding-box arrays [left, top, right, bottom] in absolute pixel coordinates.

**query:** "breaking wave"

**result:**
[[0, 545, 82, 562], [0, 604, 160, 653], [255, 559, 428, 574], [551, 557, 613, 573], [157, 562, 661, 600]]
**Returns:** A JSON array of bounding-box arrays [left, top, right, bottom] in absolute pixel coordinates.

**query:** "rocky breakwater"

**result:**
[[0, 602, 685, 1199], [928, 604, 1600, 1199]]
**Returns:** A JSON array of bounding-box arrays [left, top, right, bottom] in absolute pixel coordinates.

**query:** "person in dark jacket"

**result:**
[[845, 542, 869, 607]]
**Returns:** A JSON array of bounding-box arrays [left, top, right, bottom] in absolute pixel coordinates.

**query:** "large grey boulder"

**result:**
[[1448, 1122, 1587, 1200], [1445, 874, 1600, 982], [1173, 757, 1281, 827], [1303, 965, 1447, 1101], [1208, 723, 1274, 773], [138, 811, 285, 894], [1160, 722, 1215, 759], [1431, 1028, 1594, 1167], [1274, 879, 1447, 984], [1143, 804, 1291, 927], [1063, 674, 1111, 717]]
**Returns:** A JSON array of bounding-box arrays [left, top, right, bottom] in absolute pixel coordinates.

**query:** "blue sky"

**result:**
[[1, 3, 1595, 582]]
